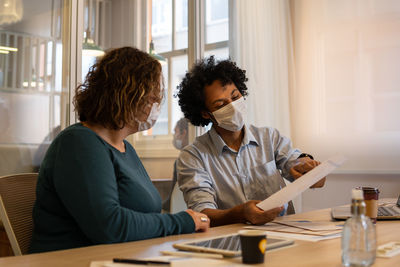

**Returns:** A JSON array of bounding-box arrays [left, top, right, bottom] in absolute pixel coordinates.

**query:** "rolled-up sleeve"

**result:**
[[270, 128, 301, 181], [177, 147, 217, 212]]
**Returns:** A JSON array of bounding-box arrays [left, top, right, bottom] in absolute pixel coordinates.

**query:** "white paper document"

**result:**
[[256, 156, 346, 211], [245, 227, 341, 242], [91, 257, 243, 267], [272, 220, 344, 232]]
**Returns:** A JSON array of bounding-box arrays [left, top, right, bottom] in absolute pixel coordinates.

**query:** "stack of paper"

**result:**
[[246, 220, 344, 242]]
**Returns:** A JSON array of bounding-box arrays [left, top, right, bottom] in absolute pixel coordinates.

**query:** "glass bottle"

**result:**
[[341, 189, 376, 266]]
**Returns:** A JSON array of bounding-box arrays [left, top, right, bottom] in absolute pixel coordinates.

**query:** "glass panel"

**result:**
[[142, 59, 170, 136], [171, 54, 187, 131], [143, 54, 187, 137], [150, 94, 169, 135], [0, 0, 68, 175], [204, 47, 229, 60], [82, 55, 96, 82], [152, 0, 172, 52], [175, 0, 188, 49], [45, 41, 53, 92], [0, 93, 50, 144], [205, 0, 228, 44]]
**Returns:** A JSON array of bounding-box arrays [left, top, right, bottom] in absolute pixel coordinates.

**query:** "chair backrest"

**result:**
[[0, 173, 38, 255]]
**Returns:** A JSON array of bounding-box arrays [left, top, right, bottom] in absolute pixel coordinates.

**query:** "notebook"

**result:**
[[331, 195, 400, 220]]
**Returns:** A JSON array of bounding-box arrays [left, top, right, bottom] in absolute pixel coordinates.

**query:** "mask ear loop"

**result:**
[[207, 111, 219, 126]]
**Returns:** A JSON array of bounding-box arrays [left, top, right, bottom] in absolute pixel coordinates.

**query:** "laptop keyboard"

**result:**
[[378, 206, 400, 216]]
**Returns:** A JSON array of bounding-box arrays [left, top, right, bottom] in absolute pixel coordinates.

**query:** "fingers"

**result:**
[[260, 206, 284, 222], [310, 177, 326, 188], [289, 167, 302, 179], [295, 161, 316, 173], [290, 159, 321, 179], [244, 202, 283, 225], [266, 206, 284, 215], [291, 159, 326, 187]]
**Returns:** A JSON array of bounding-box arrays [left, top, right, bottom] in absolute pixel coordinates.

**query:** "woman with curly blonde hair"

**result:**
[[30, 47, 209, 253]]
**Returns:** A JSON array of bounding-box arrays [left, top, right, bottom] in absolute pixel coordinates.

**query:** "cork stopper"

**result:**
[[352, 189, 364, 200], [351, 189, 366, 215]]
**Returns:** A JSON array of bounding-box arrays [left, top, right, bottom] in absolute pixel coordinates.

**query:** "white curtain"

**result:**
[[229, 0, 294, 138], [229, 0, 301, 212]]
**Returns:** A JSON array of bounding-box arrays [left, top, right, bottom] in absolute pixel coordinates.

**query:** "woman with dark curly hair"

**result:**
[[176, 56, 325, 227], [30, 47, 209, 253]]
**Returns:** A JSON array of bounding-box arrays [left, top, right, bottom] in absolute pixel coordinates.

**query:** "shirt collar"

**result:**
[[243, 124, 259, 147], [208, 124, 259, 155]]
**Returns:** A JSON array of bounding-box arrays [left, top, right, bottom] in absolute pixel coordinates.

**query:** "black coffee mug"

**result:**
[[239, 230, 267, 264]]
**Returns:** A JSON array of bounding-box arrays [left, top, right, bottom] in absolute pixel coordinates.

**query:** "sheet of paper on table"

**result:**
[[245, 227, 341, 242], [90, 256, 243, 267], [273, 220, 345, 232], [256, 156, 347, 211], [246, 221, 344, 236], [245, 222, 342, 242]]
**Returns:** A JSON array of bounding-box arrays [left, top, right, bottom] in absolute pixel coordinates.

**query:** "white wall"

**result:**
[[142, 156, 400, 214]]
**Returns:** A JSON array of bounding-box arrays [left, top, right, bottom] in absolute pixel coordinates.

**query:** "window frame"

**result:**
[[132, 0, 229, 158]]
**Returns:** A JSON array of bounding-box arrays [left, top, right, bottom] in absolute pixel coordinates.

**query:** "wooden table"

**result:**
[[0, 208, 398, 266]]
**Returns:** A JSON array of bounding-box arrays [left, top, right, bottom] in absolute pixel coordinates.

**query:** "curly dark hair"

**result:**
[[74, 47, 163, 130], [176, 56, 248, 126]]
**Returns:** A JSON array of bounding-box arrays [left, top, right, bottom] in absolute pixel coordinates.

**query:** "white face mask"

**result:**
[[172, 138, 183, 150], [135, 103, 160, 132], [212, 97, 246, 132]]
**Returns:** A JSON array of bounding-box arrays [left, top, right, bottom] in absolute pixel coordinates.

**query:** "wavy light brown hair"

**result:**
[[74, 47, 163, 130]]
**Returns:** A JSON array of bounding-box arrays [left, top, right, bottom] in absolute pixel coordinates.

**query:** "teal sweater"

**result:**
[[30, 123, 194, 253]]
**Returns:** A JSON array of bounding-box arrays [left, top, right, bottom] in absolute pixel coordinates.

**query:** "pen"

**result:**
[[113, 258, 170, 265], [161, 250, 224, 259]]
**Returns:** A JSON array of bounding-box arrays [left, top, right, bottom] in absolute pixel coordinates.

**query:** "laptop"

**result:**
[[331, 195, 400, 220]]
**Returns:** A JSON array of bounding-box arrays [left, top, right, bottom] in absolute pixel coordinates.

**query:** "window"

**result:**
[[81, 0, 111, 80], [0, 0, 74, 175], [205, 0, 228, 44], [0, 13, 62, 144], [134, 0, 229, 156]]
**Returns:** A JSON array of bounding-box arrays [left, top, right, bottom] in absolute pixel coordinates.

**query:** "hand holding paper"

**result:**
[[256, 156, 346, 211], [243, 200, 283, 225], [290, 158, 326, 188]]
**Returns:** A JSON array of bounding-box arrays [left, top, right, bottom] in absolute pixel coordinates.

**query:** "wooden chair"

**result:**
[[0, 173, 38, 255]]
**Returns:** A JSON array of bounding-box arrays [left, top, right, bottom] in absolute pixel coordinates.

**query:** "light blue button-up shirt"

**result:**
[[177, 124, 301, 213]]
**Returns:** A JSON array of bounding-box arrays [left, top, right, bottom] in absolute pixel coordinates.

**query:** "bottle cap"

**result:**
[[352, 189, 364, 200]]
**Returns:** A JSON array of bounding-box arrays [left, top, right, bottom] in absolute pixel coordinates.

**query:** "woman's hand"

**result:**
[[185, 209, 210, 232]]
